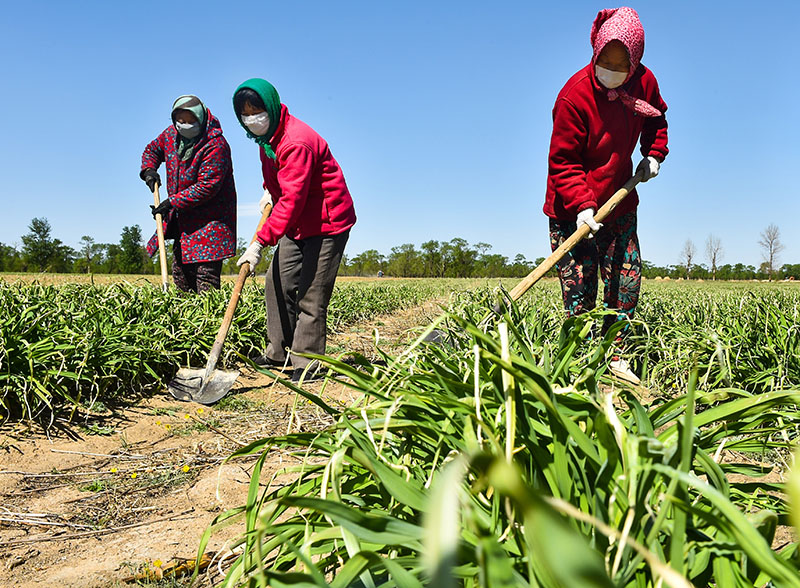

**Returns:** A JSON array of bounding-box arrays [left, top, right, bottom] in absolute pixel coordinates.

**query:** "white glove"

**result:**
[[237, 241, 264, 271], [576, 208, 602, 238], [259, 188, 272, 213], [636, 156, 660, 182]]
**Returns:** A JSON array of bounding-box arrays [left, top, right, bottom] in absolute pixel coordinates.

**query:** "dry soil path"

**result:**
[[0, 299, 445, 587]]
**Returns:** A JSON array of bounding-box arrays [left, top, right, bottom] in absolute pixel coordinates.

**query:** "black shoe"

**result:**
[[253, 354, 289, 369], [291, 367, 326, 383]]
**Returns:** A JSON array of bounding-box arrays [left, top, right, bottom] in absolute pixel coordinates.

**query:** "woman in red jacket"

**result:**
[[544, 7, 668, 384], [140, 95, 237, 292], [233, 78, 357, 382]]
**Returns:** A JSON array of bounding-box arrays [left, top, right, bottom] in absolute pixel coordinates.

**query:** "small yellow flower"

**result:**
[[155, 420, 161, 425], [182, 465, 190, 473], [153, 559, 162, 568], [131, 472, 138, 479], [164, 424, 171, 430], [110, 467, 118, 473], [196, 407, 204, 414], [184, 414, 191, 419]]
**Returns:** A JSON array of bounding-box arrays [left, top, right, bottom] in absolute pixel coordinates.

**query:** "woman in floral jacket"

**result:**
[[140, 95, 237, 292]]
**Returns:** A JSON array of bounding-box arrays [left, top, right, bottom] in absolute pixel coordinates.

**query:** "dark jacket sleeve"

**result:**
[[256, 143, 315, 246], [548, 98, 597, 214], [169, 141, 230, 210], [640, 78, 669, 161]]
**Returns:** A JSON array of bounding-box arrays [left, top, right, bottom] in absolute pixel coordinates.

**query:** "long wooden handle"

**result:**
[[507, 171, 644, 302], [203, 203, 273, 373], [152, 183, 170, 292]]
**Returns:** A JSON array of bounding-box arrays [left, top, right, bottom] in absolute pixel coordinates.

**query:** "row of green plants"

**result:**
[[0, 280, 453, 421], [201, 282, 800, 586], [631, 282, 800, 394]]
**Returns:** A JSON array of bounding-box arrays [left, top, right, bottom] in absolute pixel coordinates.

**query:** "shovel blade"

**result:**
[[168, 367, 240, 405]]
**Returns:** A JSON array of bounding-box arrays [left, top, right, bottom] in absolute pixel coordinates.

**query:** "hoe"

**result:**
[[168, 204, 272, 404], [500, 170, 644, 306], [425, 169, 645, 346]]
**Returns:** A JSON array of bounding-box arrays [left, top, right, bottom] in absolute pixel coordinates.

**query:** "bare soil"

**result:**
[[0, 300, 443, 587]]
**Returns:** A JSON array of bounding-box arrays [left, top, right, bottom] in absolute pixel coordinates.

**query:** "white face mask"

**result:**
[[595, 65, 628, 89], [242, 112, 271, 136], [175, 121, 201, 139]]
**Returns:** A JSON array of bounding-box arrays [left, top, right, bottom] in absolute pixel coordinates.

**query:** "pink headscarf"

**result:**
[[590, 7, 662, 117]]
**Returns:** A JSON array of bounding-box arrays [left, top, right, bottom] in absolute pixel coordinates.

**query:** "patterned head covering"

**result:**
[[171, 95, 207, 126], [171, 95, 208, 161], [590, 7, 662, 117]]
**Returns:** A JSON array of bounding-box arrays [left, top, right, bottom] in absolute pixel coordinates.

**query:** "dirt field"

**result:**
[[0, 299, 443, 587]]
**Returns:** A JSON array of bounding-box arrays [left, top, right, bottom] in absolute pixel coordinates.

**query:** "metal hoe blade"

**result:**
[[168, 367, 240, 405]]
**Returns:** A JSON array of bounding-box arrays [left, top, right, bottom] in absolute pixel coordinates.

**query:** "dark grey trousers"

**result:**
[[264, 231, 349, 369]]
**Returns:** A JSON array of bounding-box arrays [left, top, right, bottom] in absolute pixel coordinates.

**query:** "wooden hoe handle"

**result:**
[[152, 184, 170, 292], [204, 203, 273, 372], [506, 171, 644, 303]]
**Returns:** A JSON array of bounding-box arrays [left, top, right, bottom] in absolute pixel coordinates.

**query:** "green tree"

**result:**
[[735, 263, 757, 280], [442, 237, 476, 277], [531, 256, 558, 279], [420, 240, 444, 278], [479, 253, 509, 278], [74, 235, 104, 274], [118, 225, 145, 274], [781, 263, 800, 280], [349, 250, 384, 276], [101, 243, 122, 273], [387, 244, 420, 277], [0, 243, 22, 271], [511, 254, 534, 277], [642, 259, 670, 279], [21, 217, 74, 272], [222, 238, 247, 275]]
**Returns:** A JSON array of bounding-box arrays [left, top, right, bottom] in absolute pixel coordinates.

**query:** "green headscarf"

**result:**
[[171, 95, 208, 162], [233, 78, 282, 159]]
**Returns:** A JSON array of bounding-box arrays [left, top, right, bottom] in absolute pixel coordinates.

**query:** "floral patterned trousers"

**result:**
[[548, 210, 641, 336]]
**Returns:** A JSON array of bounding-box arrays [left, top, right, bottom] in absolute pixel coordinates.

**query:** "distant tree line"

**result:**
[[0, 217, 246, 276], [338, 238, 540, 278], [2, 218, 797, 281], [650, 225, 798, 281], [642, 260, 800, 281]]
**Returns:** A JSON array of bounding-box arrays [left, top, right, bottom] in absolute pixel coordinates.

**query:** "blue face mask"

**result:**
[[175, 121, 201, 139]]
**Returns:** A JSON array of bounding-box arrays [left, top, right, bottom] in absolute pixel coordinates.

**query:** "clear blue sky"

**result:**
[[1, 0, 798, 269]]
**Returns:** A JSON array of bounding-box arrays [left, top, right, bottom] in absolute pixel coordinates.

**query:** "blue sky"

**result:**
[[1, 0, 798, 268]]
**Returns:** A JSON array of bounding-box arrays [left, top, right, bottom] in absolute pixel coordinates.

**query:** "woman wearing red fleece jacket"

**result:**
[[233, 78, 356, 383], [544, 7, 668, 384]]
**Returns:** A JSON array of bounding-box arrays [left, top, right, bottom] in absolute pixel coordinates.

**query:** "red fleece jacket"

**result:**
[[543, 63, 668, 222], [256, 105, 356, 246]]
